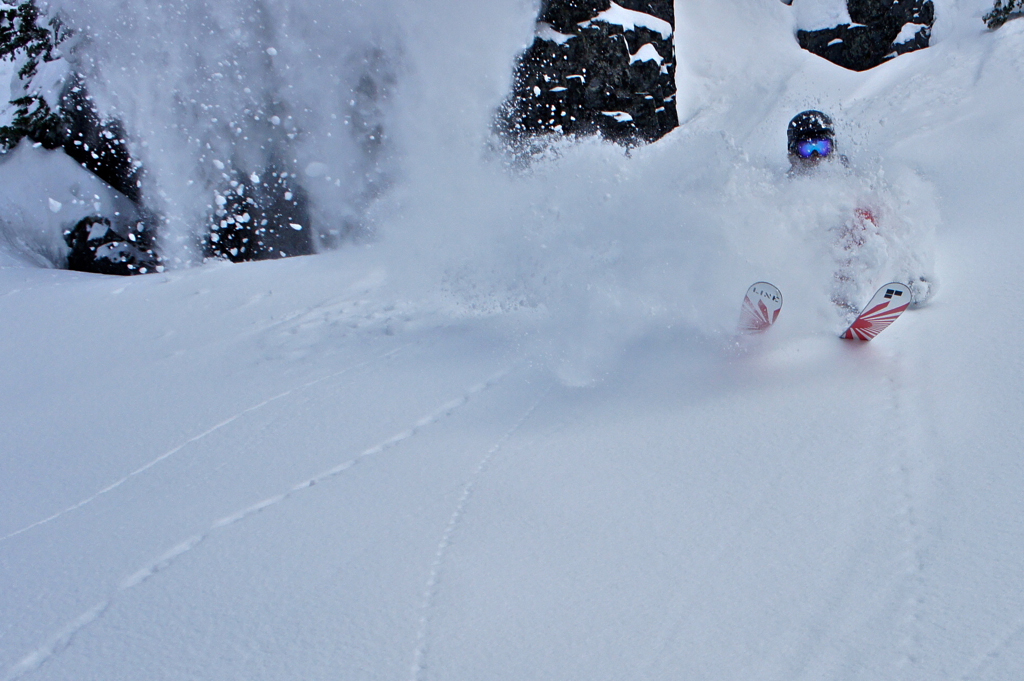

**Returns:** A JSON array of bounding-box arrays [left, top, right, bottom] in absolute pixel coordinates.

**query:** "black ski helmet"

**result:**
[[787, 110, 835, 156]]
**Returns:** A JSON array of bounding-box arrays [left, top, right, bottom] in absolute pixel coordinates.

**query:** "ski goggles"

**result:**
[[794, 138, 833, 159]]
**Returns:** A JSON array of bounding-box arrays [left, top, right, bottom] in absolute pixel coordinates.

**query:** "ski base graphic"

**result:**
[[739, 282, 783, 333], [841, 282, 911, 341]]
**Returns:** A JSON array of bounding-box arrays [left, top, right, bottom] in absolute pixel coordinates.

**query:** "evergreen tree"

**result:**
[[0, 1, 142, 202], [0, 1, 159, 275], [0, 1, 67, 150], [984, 0, 1024, 29], [205, 164, 313, 263]]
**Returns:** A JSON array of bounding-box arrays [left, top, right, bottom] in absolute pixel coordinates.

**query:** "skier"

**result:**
[[785, 109, 934, 315], [740, 110, 935, 338], [787, 109, 847, 175]]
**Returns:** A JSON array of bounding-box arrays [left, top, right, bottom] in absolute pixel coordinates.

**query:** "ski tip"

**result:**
[[748, 282, 783, 305], [840, 282, 912, 341], [739, 282, 783, 334]]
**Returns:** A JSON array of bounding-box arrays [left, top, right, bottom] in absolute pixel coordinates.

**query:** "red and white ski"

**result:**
[[739, 282, 783, 333], [841, 282, 911, 341]]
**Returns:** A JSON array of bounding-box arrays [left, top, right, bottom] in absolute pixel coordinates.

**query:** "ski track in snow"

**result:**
[[0, 604, 109, 681], [0, 345, 409, 546], [960, 617, 1024, 680], [408, 388, 548, 681], [2, 366, 511, 681], [640, 345, 931, 680], [887, 349, 928, 674]]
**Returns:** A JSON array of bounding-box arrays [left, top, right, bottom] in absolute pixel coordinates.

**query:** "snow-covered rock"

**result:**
[[792, 0, 934, 71], [0, 140, 155, 272], [64, 215, 160, 275], [498, 0, 678, 151]]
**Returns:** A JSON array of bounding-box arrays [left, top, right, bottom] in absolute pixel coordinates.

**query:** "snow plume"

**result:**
[[388, 124, 937, 384], [4, 0, 943, 383], [772, 162, 939, 321], [53, 0, 408, 264]]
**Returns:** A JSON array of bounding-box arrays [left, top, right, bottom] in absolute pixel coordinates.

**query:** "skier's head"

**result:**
[[787, 110, 836, 172]]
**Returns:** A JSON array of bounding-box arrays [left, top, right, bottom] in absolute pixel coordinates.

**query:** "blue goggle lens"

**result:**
[[796, 138, 833, 159]]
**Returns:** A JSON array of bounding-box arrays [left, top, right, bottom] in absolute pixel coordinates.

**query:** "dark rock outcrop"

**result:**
[[64, 215, 160, 276], [499, 0, 678, 152], [796, 0, 934, 72]]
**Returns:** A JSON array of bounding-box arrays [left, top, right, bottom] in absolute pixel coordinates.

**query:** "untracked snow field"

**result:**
[[3, 1, 1024, 680]]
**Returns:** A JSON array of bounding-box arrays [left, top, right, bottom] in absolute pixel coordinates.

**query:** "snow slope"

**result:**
[[3, 1, 1024, 680]]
